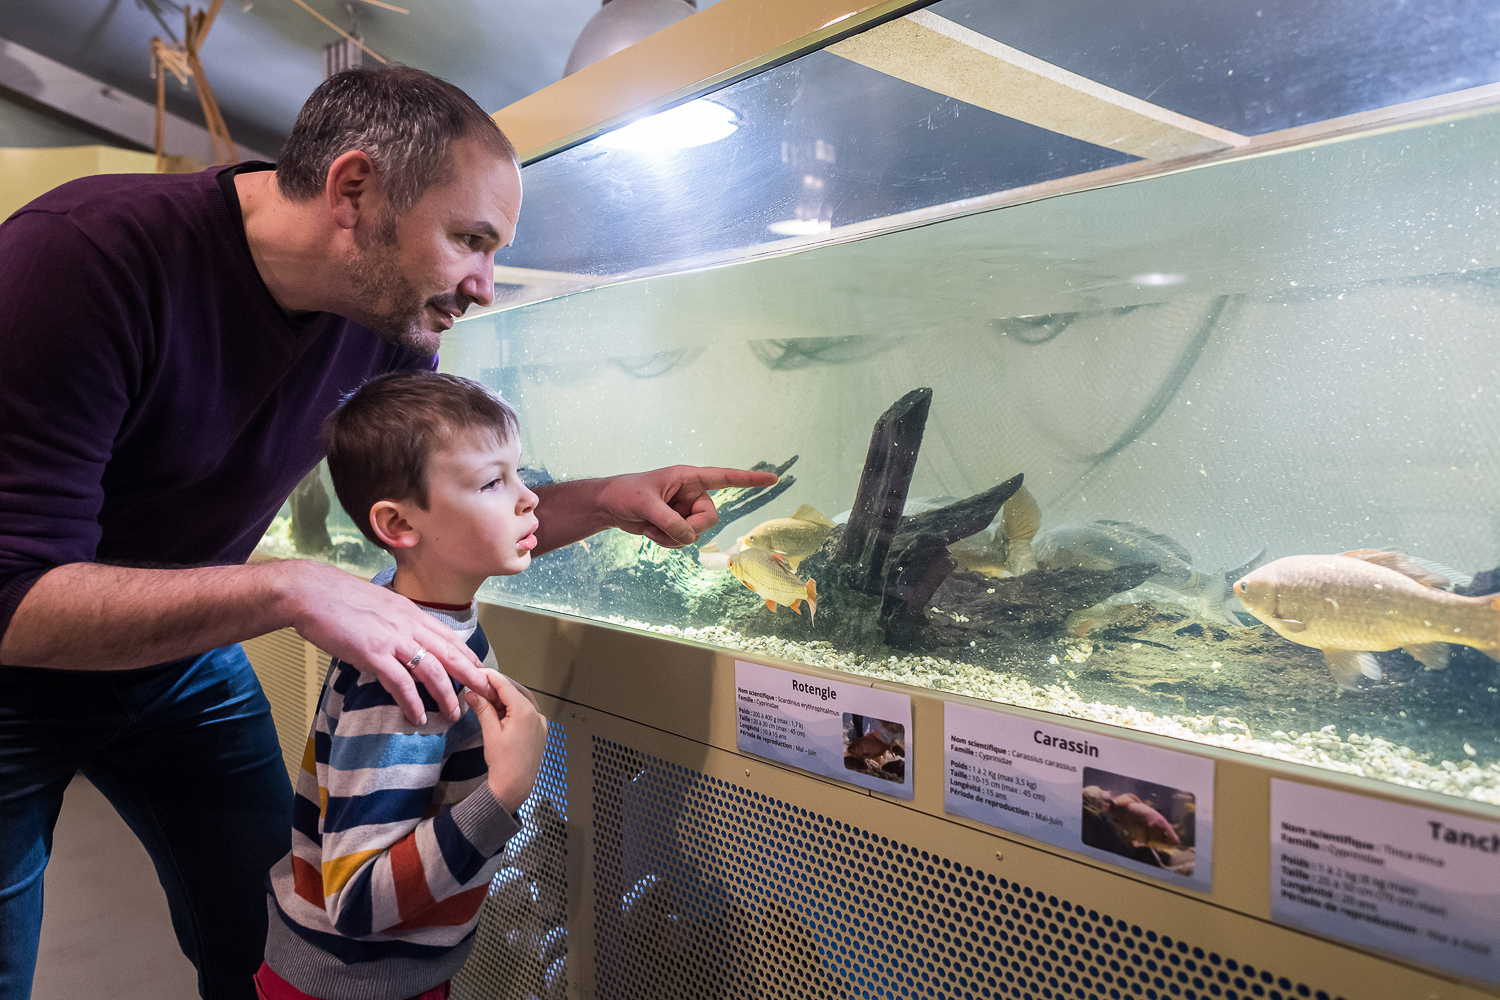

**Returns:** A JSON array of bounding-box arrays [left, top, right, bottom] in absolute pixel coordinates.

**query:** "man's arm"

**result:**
[[0, 560, 485, 724], [533, 465, 780, 554]]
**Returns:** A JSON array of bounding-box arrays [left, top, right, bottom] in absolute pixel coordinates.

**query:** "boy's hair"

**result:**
[[323, 370, 519, 549]]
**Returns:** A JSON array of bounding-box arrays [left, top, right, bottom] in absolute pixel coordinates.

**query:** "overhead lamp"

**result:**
[[594, 99, 739, 151], [564, 0, 697, 77]]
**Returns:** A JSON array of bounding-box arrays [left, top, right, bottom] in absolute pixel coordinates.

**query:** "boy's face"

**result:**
[[403, 427, 540, 581]]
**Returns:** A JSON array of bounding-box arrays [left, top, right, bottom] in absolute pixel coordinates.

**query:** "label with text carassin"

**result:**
[[945, 702, 1214, 890], [734, 660, 913, 799], [1270, 779, 1500, 984]]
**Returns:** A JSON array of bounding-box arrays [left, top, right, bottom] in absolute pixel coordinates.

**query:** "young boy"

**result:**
[[256, 371, 549, 1000]]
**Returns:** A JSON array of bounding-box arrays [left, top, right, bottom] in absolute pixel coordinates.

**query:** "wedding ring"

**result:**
[[404, 647, 428, 671]]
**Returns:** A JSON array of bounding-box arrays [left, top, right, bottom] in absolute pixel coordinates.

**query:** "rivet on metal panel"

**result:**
[[995, 850, 1005, 861]]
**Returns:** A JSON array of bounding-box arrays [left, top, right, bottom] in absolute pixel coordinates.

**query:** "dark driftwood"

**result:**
[[697, 455, 799, 544], [880, 474, 1025, 631], [290, 470, 333, 555], [833, 388, 932, 592], [893, 473, 1024, 548]]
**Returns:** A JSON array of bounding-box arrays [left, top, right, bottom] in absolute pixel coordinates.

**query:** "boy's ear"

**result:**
[[369, 501, 419, 550]]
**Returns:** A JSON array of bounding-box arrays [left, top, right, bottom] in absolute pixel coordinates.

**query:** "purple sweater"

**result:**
[[0, 165, 432, 655]]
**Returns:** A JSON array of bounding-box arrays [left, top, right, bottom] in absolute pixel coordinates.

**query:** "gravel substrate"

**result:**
[[564, 611, 1500, 807]]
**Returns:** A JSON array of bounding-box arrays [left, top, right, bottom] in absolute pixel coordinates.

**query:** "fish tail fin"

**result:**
[[1193, 574, 1241, 628], [807, 578, 817, 624], [1324, 649, 1381, 691], [1004, 540, 1038, 576]]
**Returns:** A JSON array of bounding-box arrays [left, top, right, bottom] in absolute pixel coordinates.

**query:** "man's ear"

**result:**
[[369, 501, 419, 550], [325, 150, 377, 231]]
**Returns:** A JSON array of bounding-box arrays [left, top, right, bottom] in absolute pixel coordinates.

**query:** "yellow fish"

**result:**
[[1233, 549, 1500, 690], [738, 504, 836, 571], [1000, 485, 1041, 576], [729, 547, 817, 622]]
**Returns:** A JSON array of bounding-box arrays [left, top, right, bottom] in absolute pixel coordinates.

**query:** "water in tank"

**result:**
[[259, 0, 1500, 805]]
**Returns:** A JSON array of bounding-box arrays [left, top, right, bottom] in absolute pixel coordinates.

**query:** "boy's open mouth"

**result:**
[[517, 531, 537, 551]]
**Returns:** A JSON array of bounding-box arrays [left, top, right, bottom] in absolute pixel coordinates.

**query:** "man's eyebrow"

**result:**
[[465, 221, 502, 241]]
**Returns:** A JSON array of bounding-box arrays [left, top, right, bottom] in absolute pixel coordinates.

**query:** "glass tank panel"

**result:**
[[449, 106, 1500, 807], [256, 21, 1500, 806]]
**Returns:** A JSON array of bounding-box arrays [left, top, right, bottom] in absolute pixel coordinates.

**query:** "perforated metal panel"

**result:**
[[592, 737, 1346, 1000], [453, 721, 569, 1000]]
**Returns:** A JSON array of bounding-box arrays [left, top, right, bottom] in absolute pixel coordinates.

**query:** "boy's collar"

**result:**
[[408, 596, 475, 612]]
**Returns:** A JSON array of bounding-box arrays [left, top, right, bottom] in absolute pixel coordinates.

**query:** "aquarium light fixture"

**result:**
[[594, 99, 738, 151], [767, 218, 832, 236], [1131, 273, 1186, 286]]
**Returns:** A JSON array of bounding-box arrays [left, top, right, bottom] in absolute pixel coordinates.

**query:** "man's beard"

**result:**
[[342, 211, 451, 355]]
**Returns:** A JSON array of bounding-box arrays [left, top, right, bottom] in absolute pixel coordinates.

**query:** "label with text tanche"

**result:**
[[945, 702, 1214, 890], [1270, 779, 1500, 984], [735, 660, 913, 799]]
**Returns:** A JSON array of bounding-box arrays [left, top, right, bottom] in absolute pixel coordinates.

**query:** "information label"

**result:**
[[735, 660, 913, 799], [945, 702, 1214, 890], [1270, 779, 1500, 984]]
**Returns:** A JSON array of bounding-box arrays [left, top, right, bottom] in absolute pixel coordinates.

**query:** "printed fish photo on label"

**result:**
[[1081, 767, 1197, 876], [844, 714, 906, 783]]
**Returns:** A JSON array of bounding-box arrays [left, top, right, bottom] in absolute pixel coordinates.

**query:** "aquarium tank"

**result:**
[[259, 0, 1500, 806]]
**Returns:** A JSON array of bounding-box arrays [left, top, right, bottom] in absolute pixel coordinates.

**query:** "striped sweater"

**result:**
[[264, 570, 521, 1000]]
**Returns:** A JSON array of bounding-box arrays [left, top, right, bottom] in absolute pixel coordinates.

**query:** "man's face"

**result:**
[[343, 136, 522, 354]]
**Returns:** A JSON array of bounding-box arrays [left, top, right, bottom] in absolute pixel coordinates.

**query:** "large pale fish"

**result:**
[[1000, 486, 1041, 576], [1104, 793, 1182, 865], [729, 547, 818, 622], [738, 504, 836, 570], [1233, 550, 1500, 690], [1034, 520, 1237, 626]]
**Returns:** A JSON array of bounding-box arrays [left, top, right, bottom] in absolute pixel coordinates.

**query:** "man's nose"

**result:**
[[460, 261, 495, 309]]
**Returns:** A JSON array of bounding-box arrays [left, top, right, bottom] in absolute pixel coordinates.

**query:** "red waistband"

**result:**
[[254, 962, 450, 1000]]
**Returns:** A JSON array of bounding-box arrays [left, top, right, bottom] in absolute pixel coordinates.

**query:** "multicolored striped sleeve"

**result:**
[[312, 664, 521, 938]]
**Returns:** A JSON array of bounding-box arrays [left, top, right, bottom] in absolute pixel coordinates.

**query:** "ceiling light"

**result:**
[[564, 0, 696, 77], [595, 100, 739, 151], [767, 218, 831, 236]]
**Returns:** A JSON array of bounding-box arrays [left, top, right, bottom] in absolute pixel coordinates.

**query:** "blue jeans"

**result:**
[[0, 645, 292, 1000]]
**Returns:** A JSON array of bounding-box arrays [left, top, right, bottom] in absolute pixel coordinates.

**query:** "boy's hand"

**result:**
[[465, 669, 548, 814]]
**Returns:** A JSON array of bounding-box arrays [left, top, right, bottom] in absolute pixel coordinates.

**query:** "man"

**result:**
[[0, 66, 773, 999]]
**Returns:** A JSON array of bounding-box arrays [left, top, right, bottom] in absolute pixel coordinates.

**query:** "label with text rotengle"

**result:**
[[1270, 779, 1500, 984], [734, 659, 913, 799], [945, 702, 1214, 891]]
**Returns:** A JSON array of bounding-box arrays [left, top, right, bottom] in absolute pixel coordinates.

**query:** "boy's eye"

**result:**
[[480, 479, 500, 492]]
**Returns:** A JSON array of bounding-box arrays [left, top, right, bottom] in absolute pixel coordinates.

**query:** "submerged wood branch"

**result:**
[[697, 455, 799, 544], [833, 388, 933, 591]]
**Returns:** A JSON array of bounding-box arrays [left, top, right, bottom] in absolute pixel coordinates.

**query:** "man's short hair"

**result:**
[[324, 370, 519, 549], [277, 66, 517, 214]]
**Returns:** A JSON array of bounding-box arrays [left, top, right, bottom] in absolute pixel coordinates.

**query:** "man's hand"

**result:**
[[595, 465, 780, 548], [279, 561, 487, 726], [466, 670, 549, 813]]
